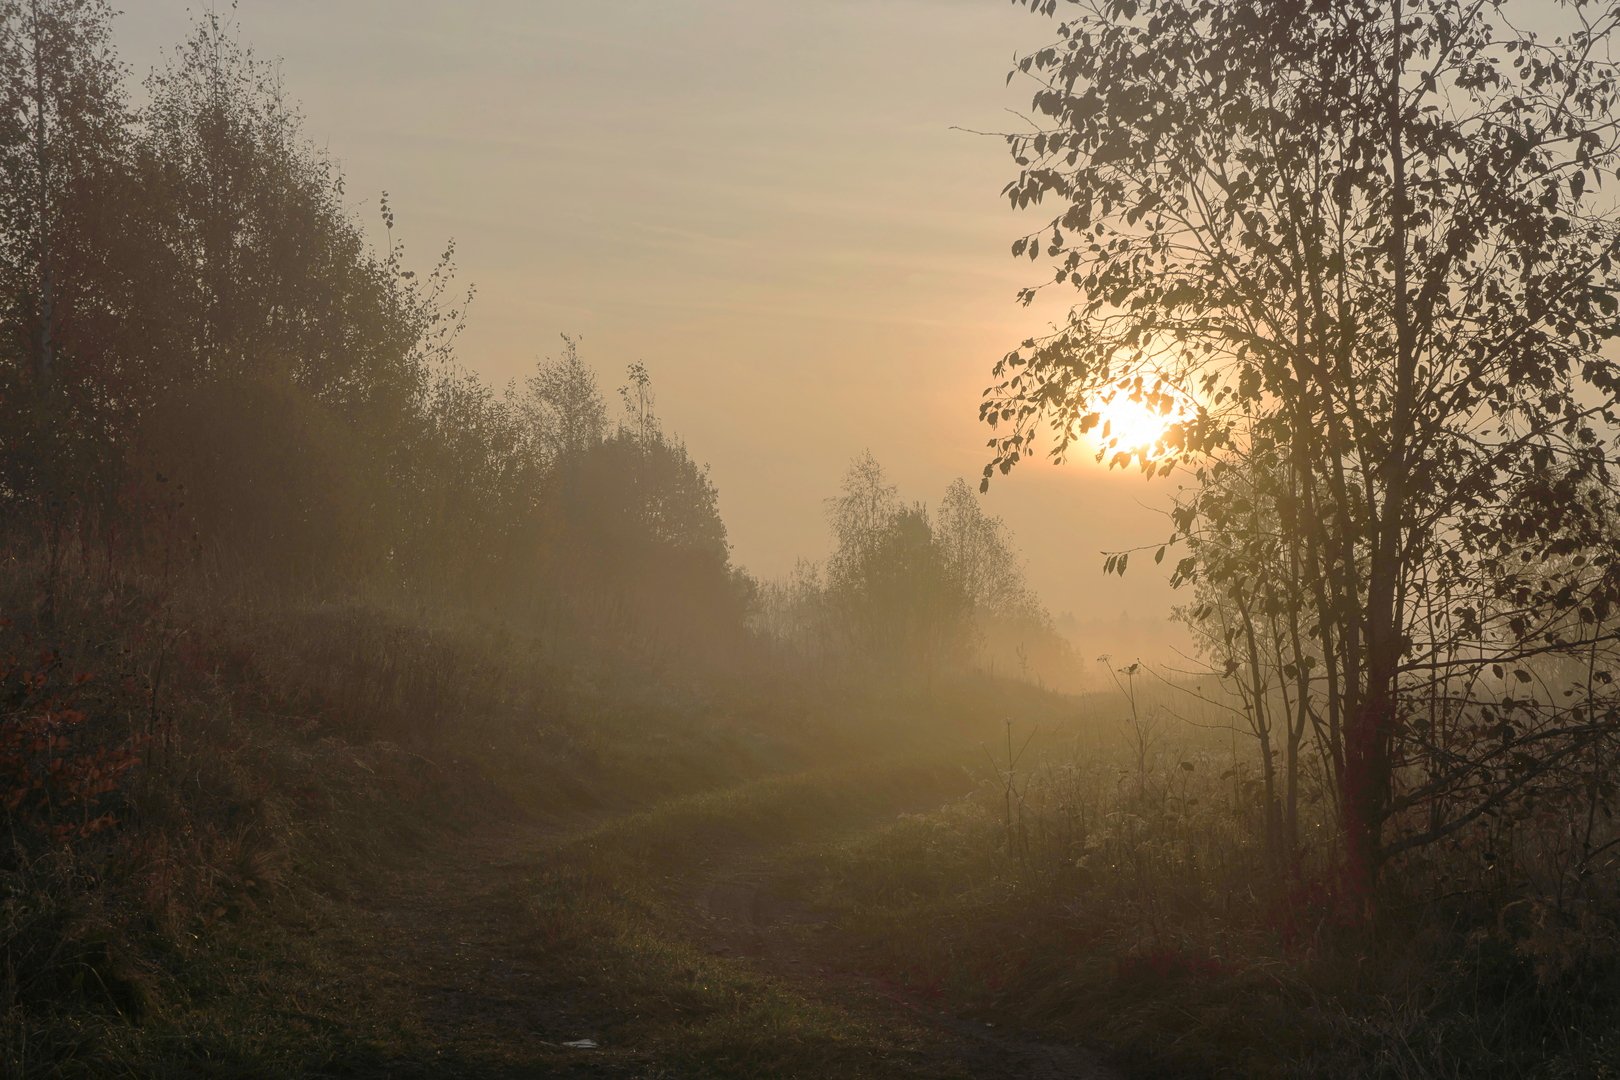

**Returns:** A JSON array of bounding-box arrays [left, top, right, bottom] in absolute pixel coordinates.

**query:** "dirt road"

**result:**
[[308, 770, 1121, 1078]]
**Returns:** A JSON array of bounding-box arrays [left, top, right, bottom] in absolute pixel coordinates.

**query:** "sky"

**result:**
[[116, 0, 1192, 662]]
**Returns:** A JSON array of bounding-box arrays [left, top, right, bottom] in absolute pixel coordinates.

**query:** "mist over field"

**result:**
[[6, 2, 1620, 1077]]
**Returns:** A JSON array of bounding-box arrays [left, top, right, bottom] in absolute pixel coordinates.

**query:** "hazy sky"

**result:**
[[118, 1, 1190, 657]]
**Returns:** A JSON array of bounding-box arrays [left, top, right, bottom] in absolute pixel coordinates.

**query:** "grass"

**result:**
[[0, 556, 1088, 1077], [506, 764, 990, 1078], [8, 762, 1007, 1078], [776, 705, 1620, 1079], [15, 555, 1619, 1077]]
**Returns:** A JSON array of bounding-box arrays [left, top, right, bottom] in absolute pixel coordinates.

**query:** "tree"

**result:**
[[523, 334, 607, 467], [1173, 443, 1322, 876], [538, 362, 746, 654], [753, 558, 834, 665], [982, 0, 1620, 895], [0, 0, 131, 556], [824, 454, 971, 679], [618, 360, 655, 446], [936, 477, 1039, 619], [139, 9, 449, 417], [125, 9, 472, 584], [0, 0, 122, 387], [827, 450, 901, 571], [935, 478, 1072, 683]]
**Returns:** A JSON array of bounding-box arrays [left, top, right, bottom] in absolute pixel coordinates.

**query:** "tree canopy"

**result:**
[[985, 0, 1620, 892], [0, 2, 749, 663]]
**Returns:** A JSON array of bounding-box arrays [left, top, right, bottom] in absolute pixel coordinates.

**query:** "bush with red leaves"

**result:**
[[0, 626, 142, 859]]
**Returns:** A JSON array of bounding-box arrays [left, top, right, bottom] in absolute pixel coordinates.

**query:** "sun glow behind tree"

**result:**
[[1087, 382, 1196, 464], [985, 0, 1620, 898]]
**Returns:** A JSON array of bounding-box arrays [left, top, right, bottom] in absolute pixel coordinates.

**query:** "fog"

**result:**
[[113, 0, 1194, 668], [9, 2, 1620, 1076]]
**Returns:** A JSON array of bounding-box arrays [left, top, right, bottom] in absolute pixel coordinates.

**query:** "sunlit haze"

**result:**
[[13, 1, 1620, 1073], [119, 0, 1190, 666]]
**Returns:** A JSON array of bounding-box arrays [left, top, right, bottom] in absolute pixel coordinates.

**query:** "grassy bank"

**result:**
[[787, 712, 1620, 1078], [0, 560, 1087, 1077], [16, 558, 1611, 1077]]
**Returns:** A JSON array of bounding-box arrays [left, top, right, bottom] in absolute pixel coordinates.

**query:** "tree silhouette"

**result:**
[[985, 0, 1620, 895], [0, 0, 128, 585], [821, 454, 973, 680], [523, 335, 607, 468]]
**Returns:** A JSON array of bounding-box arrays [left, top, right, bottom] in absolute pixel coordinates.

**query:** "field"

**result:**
[[8, 567, 1618, 1079]]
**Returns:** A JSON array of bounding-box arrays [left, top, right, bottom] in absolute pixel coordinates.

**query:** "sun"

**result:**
[[1092, 389, 1190, 461]]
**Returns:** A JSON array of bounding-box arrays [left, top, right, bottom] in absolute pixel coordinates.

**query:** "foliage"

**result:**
[[0, 2, 758, 667], [757, 454, 1075, 687], [0, 0, 130, 543], [0, 635, 138, 855], [984, 0, 1620, 898], [522, 333, 608, 468], [546, 399, 750, 657]]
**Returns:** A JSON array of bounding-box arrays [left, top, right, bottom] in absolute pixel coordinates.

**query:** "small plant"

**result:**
[[1102, 657, 1158, 803], [984, 718, 1038, 873], [0, 639, 141, 856]]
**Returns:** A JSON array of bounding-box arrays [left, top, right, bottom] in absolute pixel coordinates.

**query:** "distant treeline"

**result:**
[[0, 3, 747, 658], [0, 2, 1075, 685], [754, 455, 1077, 688]]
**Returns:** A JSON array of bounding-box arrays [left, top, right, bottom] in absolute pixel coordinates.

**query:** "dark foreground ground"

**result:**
[[245, 762, 1120, 1079]]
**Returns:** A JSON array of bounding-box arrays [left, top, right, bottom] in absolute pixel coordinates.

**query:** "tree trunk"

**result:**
[[1342, 0, 1416, 905]]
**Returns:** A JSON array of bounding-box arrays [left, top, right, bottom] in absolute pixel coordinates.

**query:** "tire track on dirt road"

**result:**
[[691, 814, 1122, 1080], [311, 763, 1123, 1077]]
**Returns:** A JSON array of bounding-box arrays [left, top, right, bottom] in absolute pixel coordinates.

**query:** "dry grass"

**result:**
[[0, 550, 1079, 1076], [12, 549, 1616, 1077], [791, 686, 1620, 1078]]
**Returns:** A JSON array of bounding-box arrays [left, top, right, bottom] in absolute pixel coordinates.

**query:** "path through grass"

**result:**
[[259, 760, 1121, 1079]]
